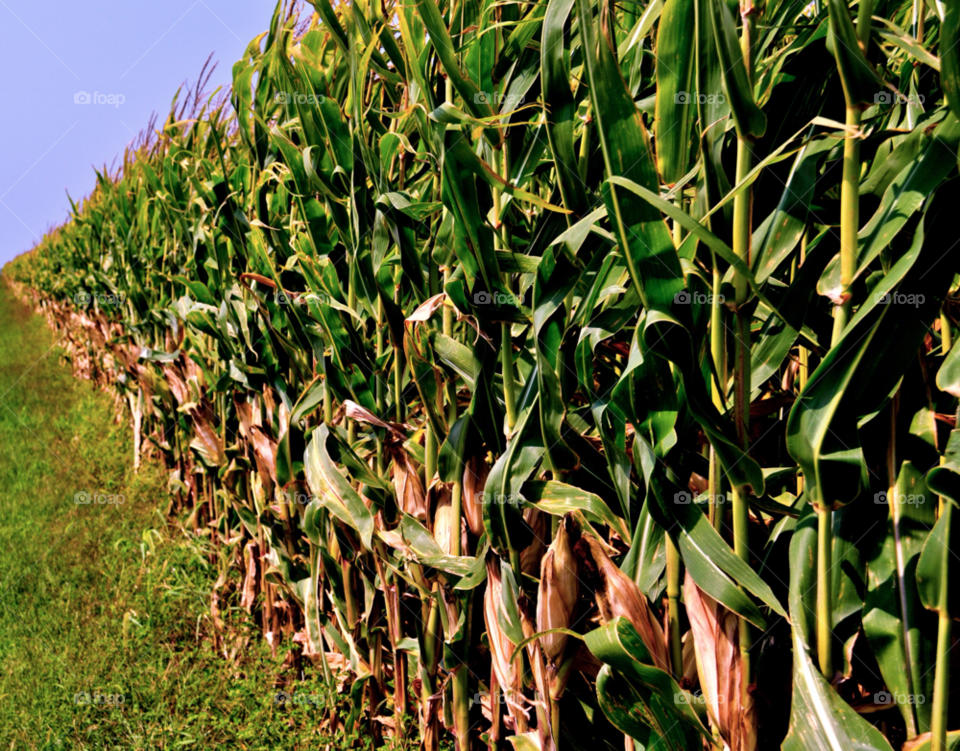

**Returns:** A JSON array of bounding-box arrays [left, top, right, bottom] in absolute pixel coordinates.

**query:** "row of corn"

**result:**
[[7, 0, 960, 748]]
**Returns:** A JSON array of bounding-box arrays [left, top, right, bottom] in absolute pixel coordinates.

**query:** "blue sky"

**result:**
[[0, 0, 276, 267]]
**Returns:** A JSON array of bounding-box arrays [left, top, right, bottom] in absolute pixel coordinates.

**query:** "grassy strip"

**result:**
[[0, 284, 399, 750]]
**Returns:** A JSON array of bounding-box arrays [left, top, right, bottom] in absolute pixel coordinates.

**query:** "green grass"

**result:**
[[0, 284, 390, 750]]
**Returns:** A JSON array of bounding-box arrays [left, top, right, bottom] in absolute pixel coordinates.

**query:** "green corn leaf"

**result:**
[[655, 0, 696, 183], [304, 425, 375, 551], [706, 0, 766, 139], [825, 0, 882, 106], [784, 504, 895, 751], [863, 462, 936, 736], [522, 480, 631, 541], [942, 0, 960, 120], [585, 617, 709, 749], [541, 0, 588, 214]]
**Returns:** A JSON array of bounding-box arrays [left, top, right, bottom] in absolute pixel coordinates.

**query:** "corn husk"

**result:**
[[462, 454, 488, 537], [575, 533, 670, 672], [537, 515, 579, 665], [684, 572, 757, 751], [484, 553, 528, 731]]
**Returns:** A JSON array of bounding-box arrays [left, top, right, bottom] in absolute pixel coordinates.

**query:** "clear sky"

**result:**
[[0, 0, 276, 268]]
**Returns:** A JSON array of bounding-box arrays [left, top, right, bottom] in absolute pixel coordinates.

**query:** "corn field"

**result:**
[[6, 0, 960, 747]]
